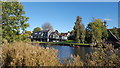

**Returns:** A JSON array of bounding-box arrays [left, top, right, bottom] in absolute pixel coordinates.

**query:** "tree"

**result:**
[[85, 28, 92, 43], [101, 23, 108, 40], [25, 31, 31, 36], [42, 23, 54, 31], [20, 31, 31, 42], [86, 19, 108, 43], [55, 30, 59, 34], [2, 1, 29, 42], [33, 27, 41, 33], [68, 30, 75, 40], [0, 1, 2, 44], [73, 16, 85, 43]]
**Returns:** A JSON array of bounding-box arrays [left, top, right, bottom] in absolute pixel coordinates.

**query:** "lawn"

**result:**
[[31, 41, 90, 46]]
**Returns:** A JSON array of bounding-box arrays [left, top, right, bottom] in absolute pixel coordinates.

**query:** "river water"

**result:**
[[40, 45, 95, 62]]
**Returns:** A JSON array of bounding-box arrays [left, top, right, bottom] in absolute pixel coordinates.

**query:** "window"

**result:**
[[35, 33, 37, 34], [39, 32, 41, 34]]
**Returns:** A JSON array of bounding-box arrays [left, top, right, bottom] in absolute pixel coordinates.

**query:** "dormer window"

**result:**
[[35, 33, 37, 34]]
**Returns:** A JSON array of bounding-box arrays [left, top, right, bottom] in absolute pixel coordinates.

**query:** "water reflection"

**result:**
[[40, 45, 94, 61], [74, 47, 94, 60]]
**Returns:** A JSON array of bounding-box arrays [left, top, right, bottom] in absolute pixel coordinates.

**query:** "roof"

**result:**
[[50, 32, 59, 35], [31, 30, 50, 36], [61, 33, 69, 36], [107, 28, 120, 30], [50, 32, 56, 35]]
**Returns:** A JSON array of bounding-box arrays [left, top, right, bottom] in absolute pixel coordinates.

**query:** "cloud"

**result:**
[[104, 18, 112, 21]]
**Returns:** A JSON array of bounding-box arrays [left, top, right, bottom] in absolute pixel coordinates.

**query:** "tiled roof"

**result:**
[[61, 33, 69, 36]]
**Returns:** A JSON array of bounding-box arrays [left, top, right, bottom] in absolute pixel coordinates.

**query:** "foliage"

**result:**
[[0, 1, 2, 44], [2, 42, 60, 66], [68, 30, 75, 40], [25, 31, 31, 36], [2, 42, 120, 66], [85, 29, 92, 43], [42, 22, 54, 31], [0, 27, 2, 44], [33, 27, 41, 33], [55, 30, 59, 34], [84, 44, 120, 66], [65, 55, 84, 66], [2, 1, 29, 42], [86, 19, 108, 43], [68, 35, 75, 40], [101, 22, 108, 40], [73, 16, 85, 43], [64, 43, 120, 66]]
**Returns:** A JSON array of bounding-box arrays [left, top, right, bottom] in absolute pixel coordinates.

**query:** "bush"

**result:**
[[2, 42, 60, 66], [84, 44, 120, 66], [2, 42, 120, 66]]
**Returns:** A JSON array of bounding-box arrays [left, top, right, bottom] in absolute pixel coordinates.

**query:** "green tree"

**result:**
[[33, 27, 41, 33], [101, 21, 108, 40], [25, 31, 31, 36], [86, 19, 108, 43], [68, 30, 75, 40], [2, 1, 29, 42], [55, 30, 59, 34], [73, 16, 85, 43], [85, 28, 92, 43]]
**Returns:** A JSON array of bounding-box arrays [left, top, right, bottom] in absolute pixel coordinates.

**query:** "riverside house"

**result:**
[[31, 30, 70, 42]]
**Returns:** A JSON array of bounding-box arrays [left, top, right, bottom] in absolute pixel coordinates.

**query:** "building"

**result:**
[[49, 32, 60, 42], [60, 33, 70, 41], [31, 30, 70, 42], [31, 30, 52, 42]]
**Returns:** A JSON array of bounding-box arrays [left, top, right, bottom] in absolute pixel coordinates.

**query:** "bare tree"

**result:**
[[42, 23, 54, 31]]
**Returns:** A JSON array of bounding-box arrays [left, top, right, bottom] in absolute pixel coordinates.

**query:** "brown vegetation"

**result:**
[[2, 42, 60, 66], [1, 42, 120, 66], [84, 44, 120, 66]]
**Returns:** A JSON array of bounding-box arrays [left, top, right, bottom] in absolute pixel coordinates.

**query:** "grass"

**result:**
[[2, 42, 60, 66], [32, 41, 90, 46], [2, 41, 120, 66]]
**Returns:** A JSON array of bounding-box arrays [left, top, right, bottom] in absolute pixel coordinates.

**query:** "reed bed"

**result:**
[[1, 42, 120, 66]]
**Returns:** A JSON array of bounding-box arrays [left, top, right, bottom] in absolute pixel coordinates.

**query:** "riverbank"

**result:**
[[0, 45, 2, 67], [30, 42, 91, 47], [2, 42, 120, 66]]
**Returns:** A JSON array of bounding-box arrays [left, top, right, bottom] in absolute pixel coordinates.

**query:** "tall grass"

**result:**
[[1, 42, 120, 66], [2, 42, 60, 66], [84, 44, 120, 66]]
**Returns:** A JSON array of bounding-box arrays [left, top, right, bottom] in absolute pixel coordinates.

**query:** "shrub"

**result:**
[[67, 55, 83, 66], [2, 42, 60, 66], [2, 42, 120, 66], [84, 44, 120, 66]]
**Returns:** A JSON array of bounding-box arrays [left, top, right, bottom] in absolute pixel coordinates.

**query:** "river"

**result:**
[[39, 45, 95, 62]]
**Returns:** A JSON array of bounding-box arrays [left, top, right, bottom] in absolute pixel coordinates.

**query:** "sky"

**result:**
[[19, 0, 120, 2], [21, 2, 119, 33]]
